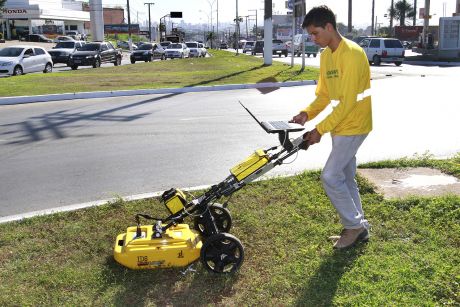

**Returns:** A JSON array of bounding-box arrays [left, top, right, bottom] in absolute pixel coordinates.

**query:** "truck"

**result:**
[[272, 39, 288, 57], [293, 34, 320, 57]]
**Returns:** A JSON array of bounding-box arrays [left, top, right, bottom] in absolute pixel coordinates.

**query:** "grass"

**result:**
[[0, 50, 318, 97], [0, 154, 459, 306]]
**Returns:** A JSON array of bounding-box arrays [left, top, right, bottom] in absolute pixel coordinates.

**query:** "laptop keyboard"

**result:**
[[269, 121, 292, 130]]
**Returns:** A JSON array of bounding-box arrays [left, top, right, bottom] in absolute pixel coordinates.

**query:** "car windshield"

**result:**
[[384, 39, 403, 48], [139, 44, 152, 50], [55, 42, 75, 49], [79, 43, 100, 51], [186, 43, 198, 48], [160, 42, 170, 47], [0, 47, 24, 57], [246, 42, 255, 46], [168, 44, 182, 49]]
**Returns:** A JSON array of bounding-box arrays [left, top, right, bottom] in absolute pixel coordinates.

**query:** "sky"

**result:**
[[101, 0, 457, 29]]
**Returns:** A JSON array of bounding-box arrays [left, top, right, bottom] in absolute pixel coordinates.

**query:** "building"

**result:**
[[82, 4, 124, 33], [1, 0, 90, 40]]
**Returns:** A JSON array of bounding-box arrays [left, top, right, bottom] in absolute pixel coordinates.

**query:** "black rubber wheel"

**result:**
[[93, 58, 101, 68], [194, 203, 232, 237], [200, 233, 244, 274], [114, 56, 121, 66], [71, 65, 78, 70], [130, 59, 135, 64], [394, 61, 402, 66], [43, 63, 52, 73], [13, 65, 23, 76], [373, 55, 381, 66]]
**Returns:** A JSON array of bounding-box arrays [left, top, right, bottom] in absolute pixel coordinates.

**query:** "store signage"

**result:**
[[2, 8, 28, 14]]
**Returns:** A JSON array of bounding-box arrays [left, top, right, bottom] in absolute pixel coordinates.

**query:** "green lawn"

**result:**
[[0, 50, 319, 97], [0, 154, 459, 306]]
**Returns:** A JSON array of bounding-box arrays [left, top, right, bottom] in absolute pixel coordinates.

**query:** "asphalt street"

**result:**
[[1, 68, 459, 218]]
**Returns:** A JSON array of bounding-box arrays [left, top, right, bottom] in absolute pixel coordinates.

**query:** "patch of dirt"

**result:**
[[357, 167, 460, 199]]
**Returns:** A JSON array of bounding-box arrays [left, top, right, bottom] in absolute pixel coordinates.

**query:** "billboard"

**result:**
[[104, 24, 140, 34]]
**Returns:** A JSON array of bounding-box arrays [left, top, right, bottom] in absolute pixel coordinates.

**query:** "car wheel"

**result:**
[[181, 54, 184, 59], [71, 65, 78, 70], [93, 58, 101, 68], [373, 55, 381, 66], [394, 61, 402, 66], [43, 63, 53, 73], [162, 54, 166, 60], [149, 55, 153, 62], [114, 56, 121, 66], [13, 65, 23, 76], [130, 59, 135, 64], [313, 53, 317, 58]]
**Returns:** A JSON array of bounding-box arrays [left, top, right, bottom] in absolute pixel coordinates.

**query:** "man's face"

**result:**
[[306, 24, 332, 48]]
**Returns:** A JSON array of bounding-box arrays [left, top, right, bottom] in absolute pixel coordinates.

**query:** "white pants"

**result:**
[[321, 134, 369, 229]]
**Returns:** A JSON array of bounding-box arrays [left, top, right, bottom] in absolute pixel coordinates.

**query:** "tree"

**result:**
[[389, 0, 415, 26], [0, 0, 6, 9]]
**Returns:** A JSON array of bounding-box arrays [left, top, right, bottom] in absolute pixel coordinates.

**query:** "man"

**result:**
[[291, 5, 372, 249]]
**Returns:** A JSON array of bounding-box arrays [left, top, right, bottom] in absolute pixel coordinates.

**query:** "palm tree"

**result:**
[[0, 0, 6, 8], [389, 0, 415, 26]]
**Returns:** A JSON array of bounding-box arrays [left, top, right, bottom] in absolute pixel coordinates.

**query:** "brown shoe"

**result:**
[[333, 227, 369, 250]]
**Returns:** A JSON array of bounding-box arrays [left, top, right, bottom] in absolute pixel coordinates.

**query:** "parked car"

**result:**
[[159, 41, 172, 49], [26, 34, 52, 43], [272, 39, 289, 57], [185, 41, 203, 57], [117, 40, 138, 50], [68, 41, 122, 69], [293, 34, 320, 57], [219, 42, 228, 49], [130, 43, 166, 63], [243, 41, 255, 53], [359, 37, 405, 66], [0, 46, 53, 76], [65, 31, 82, 40], [165, 43, 190, 59], [53, 35, 75, 43], [47, 40, 86, 65], [198, 43, 207, 57], [252, 40, 264, 55]]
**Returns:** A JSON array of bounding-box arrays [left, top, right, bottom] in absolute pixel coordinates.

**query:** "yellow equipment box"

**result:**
[[114, 224, 202, 269], [230, 149, 269, 181]]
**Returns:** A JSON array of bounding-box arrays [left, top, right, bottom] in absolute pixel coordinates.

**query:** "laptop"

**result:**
[[239, 101, 305, 134]]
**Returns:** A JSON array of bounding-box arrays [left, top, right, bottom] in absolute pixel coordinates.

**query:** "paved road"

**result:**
[[1, 70, 459, 217]]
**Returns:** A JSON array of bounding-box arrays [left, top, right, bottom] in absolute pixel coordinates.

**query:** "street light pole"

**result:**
[[249, 9, 257, 39], [126, 0, 132, 51], [144, 2, 154, 42]]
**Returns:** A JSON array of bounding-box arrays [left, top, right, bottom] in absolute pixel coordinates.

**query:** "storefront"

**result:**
[[1, 1, 90, 40]]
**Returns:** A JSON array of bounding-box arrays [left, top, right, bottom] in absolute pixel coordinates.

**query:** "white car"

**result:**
[[165, 43, 190, 59], [359, 38, 405, 66], [185, 41, 202, 58], [198, 43, 207, 57], [0, 45, 53, 76]]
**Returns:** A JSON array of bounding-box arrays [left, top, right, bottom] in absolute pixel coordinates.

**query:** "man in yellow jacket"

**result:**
[[291, 5, 372, 249]]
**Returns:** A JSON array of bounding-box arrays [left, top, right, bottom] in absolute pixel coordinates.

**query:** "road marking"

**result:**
[[179, 116, 221, 121]]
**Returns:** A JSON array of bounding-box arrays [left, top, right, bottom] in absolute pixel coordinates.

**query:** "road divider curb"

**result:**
[[0, 80, 317, 106]]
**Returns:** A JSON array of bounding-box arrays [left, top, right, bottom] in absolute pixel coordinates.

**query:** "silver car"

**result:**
[[165, 43, 190, 59], [0, 45, 53, 76]]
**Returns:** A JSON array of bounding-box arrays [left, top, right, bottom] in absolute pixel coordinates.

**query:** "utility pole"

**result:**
[[263, 0, 272, 65], [348, 0, 352, 34], [236, 0, 239, 54], [390, 0, 394, 36], [217, 0, 219, 44], [126, 0, 132, 51], [144, 2, 154, 42], [371, 0, 375, 35], [413, 0, 417, 26]]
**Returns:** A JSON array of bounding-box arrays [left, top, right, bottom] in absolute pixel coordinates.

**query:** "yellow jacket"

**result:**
[[303, 38, 372, 136]]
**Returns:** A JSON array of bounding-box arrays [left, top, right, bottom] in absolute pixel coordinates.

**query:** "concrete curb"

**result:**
[[404, 60, 460, 67], [0, 80, 317, 106]]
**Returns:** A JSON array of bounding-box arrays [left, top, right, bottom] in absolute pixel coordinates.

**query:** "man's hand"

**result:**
[[304, 128, 322, 145], [290, 112, 308, 125]]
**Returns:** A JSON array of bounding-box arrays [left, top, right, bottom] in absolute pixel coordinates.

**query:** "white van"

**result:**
[[293, 34, 319, 57]]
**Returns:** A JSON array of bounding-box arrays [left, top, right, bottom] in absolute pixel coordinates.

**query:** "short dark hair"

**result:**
[[302, 5, 337, 30]]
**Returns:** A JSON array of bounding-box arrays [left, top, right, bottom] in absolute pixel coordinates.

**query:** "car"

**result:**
[[292, 34, 320, 57], [198, 43, 207, 57], [25, 34, 53, 43], [359, 37, 405, 66], [65, 31, 82, 40], [53, 35, 75, 43], [165, 43, 190, 59], [242, 41, 255, 53], [252, 40, 264, 55], [185, 41, 203, 57], [130, 43, 166, 63], [159, 41, 172, 49], [117, 40, 138, 50], [0, 45, 53, 76], [47, 40, 86, 65], [219, 42, 228, 49], [272, 39, 288, 57], [68, 41, 122, 70]]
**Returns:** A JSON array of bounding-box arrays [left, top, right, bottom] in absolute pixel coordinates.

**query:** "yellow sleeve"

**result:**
[[316, 54, 362, 135], [302, 57, 330, 120]]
